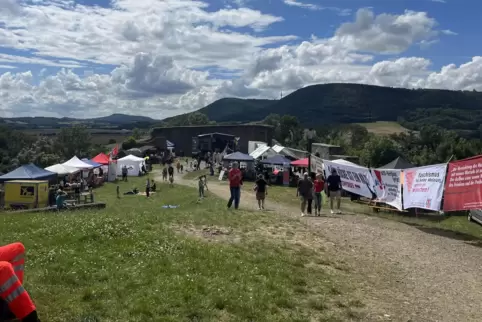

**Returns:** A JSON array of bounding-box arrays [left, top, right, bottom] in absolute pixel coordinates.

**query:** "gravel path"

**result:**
[[161, 169, 482, 322]]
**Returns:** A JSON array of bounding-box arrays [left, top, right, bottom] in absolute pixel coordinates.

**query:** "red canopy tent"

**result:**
[[290, 158, 308, 167], [92, 153, 110, 165]]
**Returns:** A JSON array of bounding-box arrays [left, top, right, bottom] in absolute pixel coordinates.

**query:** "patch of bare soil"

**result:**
[[158, 169, 482, 322], [172, 224, 242, 243]]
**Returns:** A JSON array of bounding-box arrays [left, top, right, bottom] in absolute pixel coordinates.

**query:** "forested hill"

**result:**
[[167, 83, 482, 136]]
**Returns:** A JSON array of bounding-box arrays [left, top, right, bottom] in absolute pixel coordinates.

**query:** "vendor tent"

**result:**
[[331, 159, 361, 167], [62, 156, 94, 169], [379, 157, 414, 169], [166, 140, 175, 149], [92, 153, 110, 165], [291, 158, 308, 167], [0, 164, 57, 182], [223, 152, 254, 162], [81, 158, 101, 168], [261, 155, 291, 165], [117, 154, 145, 176], [45, 164, 80, 176]]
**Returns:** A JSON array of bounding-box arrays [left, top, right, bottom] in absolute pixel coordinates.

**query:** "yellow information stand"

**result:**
[[4, 180, 49, 210]]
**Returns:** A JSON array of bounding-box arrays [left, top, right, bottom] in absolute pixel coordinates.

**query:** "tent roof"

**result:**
[[331, 159, 362, 167], [261, 155, 291, 165], [118, 154, 145, 162], [81, 158, 102, 168], [223, 152, 254, 162], [63, 156, 94, 169], [0, 163, 57, 182], [250, 145, 270, 159], [291, 158, 309, 167], [379, 157, 415, 169], [45, 163, 80, 175], [166, 140, 175, 148], [92, 153, 110, 165]]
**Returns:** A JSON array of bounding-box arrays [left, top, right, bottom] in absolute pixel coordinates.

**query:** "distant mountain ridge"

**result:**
[[1, 113, 158, 129], [168, 83, 482, 137]]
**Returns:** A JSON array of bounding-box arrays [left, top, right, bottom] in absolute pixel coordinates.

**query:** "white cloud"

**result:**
[[0, 3, 480, 119], [283, 0, 319, 10], [282, 0, 352, 16]]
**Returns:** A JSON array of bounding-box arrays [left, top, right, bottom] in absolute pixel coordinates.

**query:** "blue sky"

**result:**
[[0, 0, 480, 118]]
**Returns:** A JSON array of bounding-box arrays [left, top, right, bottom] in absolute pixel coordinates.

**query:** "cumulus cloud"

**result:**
[[0, 2, 480, 119]]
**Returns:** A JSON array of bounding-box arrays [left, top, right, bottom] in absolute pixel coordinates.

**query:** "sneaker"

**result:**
[[337, 210, 342, 214], [330, 210, 334, 214], [301, 213, 305, 217]]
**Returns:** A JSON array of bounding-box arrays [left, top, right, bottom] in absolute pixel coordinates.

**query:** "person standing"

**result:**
[[198, 175, 208, 200], [162, 167, 168, 181], [145, 177, 150, 198], [255, 174, 268, 210], [227, 162, 242, 209], [297, 172, 313, 217], [168, 164, 174, 180], [326, 168, 342, 214], [313, 173, 325, 216]]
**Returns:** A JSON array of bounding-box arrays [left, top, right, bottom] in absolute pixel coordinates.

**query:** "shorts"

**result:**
[[256, 191, 266, 200], [329, 190, 341, 199]]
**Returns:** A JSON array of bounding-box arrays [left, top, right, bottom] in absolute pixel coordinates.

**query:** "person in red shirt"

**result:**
[[227, 162, 243, 209], [313, 173, 325, 216]]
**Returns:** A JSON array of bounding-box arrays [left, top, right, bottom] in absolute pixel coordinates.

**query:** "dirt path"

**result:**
[[160, 169, 482, 322]]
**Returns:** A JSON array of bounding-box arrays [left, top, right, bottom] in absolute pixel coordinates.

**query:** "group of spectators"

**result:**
[[297, 168, 342, 216], [225, 162, 343, 216]]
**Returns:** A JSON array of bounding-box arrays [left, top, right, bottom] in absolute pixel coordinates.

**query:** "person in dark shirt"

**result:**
[[297, 172, 313, 217], [255, 174, 268, 210], [326, 168, 342, 214]]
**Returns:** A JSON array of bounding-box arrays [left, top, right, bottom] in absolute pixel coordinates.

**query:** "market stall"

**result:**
[[117, 154, 145, 177]]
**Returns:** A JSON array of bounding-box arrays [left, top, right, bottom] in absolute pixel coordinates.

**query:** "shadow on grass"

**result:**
[[404, 222, 482, 244]]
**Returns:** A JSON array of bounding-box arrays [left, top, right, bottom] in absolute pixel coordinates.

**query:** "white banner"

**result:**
[[323, 160, 375, 198], [403, 164, 447, 211], [371, 169, 403, 210]]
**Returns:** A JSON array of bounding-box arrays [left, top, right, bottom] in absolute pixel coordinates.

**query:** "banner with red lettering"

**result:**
[[371, 169, 403, 210], [403, 164, 447, 211], [323, 160, 375, 198], [443, 156, 482, 211]]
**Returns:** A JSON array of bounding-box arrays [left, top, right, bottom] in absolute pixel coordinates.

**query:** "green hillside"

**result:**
[[168, 83, 482, 137]]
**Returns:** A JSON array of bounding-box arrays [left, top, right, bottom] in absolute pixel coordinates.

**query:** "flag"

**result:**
[[111, 144, 119, 158]]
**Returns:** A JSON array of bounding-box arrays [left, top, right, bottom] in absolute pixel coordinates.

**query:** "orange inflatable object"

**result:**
[[0, 243, 36, 319]]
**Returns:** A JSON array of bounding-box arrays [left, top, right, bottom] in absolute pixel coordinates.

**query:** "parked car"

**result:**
[[468, 209, 482, 225]]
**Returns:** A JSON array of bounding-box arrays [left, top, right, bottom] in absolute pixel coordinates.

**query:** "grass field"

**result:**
[[356, 121, 409, 135], [0, 177, 366, 322], [266, 185, 482, 242]]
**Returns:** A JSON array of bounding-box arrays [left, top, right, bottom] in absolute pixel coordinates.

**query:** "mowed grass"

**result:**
[[267, 185, 482, 242], [0, 177, 364, 322], [356, 121, 409, 135]]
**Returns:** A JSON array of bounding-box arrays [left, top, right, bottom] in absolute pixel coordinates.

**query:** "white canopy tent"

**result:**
[[62, 156, 94, 169], [117, 154, 145, 176], [45, 164, 80, 176]]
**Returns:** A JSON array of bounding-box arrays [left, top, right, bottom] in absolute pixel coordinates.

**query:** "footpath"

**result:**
[[158, 168, 482, 322]]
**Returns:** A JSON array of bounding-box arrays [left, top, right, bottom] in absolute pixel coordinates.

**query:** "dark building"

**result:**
[[150, 124, 274, 156]]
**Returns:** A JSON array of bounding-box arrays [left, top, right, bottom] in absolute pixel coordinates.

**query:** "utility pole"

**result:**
[[305, 128, 316, 175]]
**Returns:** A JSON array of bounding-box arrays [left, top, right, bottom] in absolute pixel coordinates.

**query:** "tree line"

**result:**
[[0, 125, 104, 173]]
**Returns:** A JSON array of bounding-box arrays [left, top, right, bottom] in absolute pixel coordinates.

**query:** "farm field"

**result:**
[[20, 128, 133, 145], [0, 177, 365, 322], [356, 121, 410, 135]]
